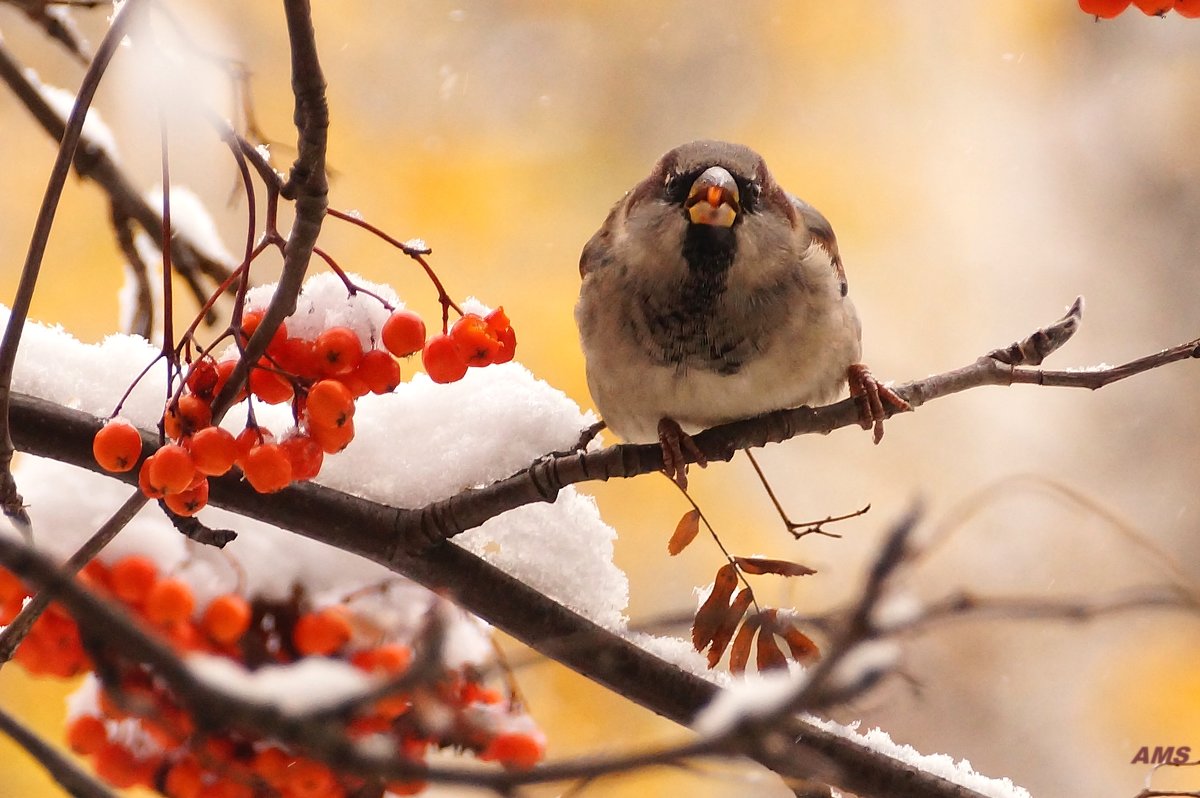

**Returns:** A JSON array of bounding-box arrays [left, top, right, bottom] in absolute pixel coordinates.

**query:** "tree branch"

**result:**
[[7, 302, 1197, 797]]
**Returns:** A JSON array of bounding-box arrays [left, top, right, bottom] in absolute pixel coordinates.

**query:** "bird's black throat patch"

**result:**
[[633, 223, 752, 376]]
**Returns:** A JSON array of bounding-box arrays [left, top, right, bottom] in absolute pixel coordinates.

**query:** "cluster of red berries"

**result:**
[[2, 556, 545, 796], [91, 304, 517, 513], [1079, 0, 1200, 17]]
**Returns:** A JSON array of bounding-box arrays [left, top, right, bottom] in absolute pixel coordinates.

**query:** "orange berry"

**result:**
[[176, 394, 213, 437], [422, 333, 468, 383], [1, 594, 24, 625], [93, 742, 147, 789], [201, 594, 252, 645], [381, 309, 426, 358], [352, 643, 412, 674], [272, 336, 322, 378], [356, 349, 402, 394], [66, 714, 108, 756], [305, 379, 355, 428], [185, 357, 219, 400], [252, 747, 293, 788], [1178, 0, 1200, 15], [481, 731, 545, 770], [450, 313, 500, 366], [242, 443, 293, 493], [1132, 0, 1172, 12], [309, 416, 355, 454], [164, 757, 204, 798], [293, 607, 352, 656], [1078, 0, 1132, 15], [147, 444, 196, 495], [145, 577, 195, 625], [93, 420, 142, 473], [314, 326, 363, 375], [0, 567, 26, 604], [280, 435, 324, 481], [164, 477, 209, 517], [337, 370, 371, 399], [212, 358, 247, 404], [249, 362, 295, 404], [79, 559, 111, 594], [240, 310, 288, 350], [281, 758, 340, 798], [110, 556, 158, 604], [205, 776, 255, 798], [385, 780, 428, 796], [233, 425, 272, 466], [188, 426, 238, 476]]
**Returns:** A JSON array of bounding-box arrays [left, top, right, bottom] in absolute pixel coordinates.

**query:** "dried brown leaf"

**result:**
[[734, 557, 817, 578], [729, 614, 762, 675], [667, 509, 701, 555], [779, 622, 820, 663], [756, 628, 788, 672], [691, 563, 739, 651], [706, 587, 754, 668]]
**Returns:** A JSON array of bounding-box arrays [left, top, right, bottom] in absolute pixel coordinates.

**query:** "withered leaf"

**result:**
[[756, 628, 788, 672], [729, 614, 762, 675], [667, 509, 701, 556], [779, 623, 820, 663], [691, 563, 739, 651], [706, 587, 754, 669], [734, 557, 817, 578]]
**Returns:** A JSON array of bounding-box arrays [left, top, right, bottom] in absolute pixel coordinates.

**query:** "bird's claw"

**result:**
[[658, 417, 707, 490], [847, 363, 911, 444]]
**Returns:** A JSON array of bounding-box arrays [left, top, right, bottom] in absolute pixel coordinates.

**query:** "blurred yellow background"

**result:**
[[2, 2, 1199, 796]]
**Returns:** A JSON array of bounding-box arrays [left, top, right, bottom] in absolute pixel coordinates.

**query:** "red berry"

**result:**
[[309, 417, 355, 454], [1132, 0, 1173, 12], [144, 578, 195, 625], [201, 594, 252, 645], [146, 444, 196, 495], [314, 326, 363, 375], [164, 477, 209, 517], [381, 309, 426, 358], [242, 443, 293, 493], [66, 714, 108, 756], [305, 379, 355, 428], [422, 333, 469, 383], [481, 731, 545, 770], [272, 336, 322, 377], [1078, 0, 1132, 16], [185, 358, 219, 399], [188, 426, 238, 476], [110, 556, 159, 605], [293, 607, 352, 655], [248, 363, 294, 404], [93, 420, 142, 473], [280, 434, 324, 481], [1177, 0, 1200, 15], [450, 313, 501, 366], [355, 348, 402, 394], [240, 310, 288, 351]]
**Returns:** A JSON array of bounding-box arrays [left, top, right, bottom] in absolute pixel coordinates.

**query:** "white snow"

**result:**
[[692, 669, 808, 736], [26, 70, 120, 159], [187, 654, 371, 713], [144, 185, 238, 268], [805, 716, 1034, 798]]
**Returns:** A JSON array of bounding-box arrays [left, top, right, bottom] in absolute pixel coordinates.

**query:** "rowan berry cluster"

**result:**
[[90, 291, 517, 514], [1079, 0, 1200, 17], [2, 556, 545, 796]]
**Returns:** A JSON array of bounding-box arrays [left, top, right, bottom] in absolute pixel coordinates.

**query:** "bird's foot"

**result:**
[[658, 417, 707, 489], [846, 363, 911, 444]]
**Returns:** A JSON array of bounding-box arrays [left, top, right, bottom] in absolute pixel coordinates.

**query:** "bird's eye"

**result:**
[[663, 174, 689, 204], [740, 181, 761, 213]]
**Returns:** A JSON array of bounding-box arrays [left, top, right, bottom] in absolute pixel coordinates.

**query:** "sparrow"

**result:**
[[575, 140, 908, 487]]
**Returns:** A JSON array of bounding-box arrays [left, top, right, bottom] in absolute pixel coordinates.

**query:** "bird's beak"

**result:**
[[685, 166, 740, 228]]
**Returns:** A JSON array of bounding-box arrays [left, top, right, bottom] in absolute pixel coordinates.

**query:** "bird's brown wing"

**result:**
[[789, 194, 848, 296]]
